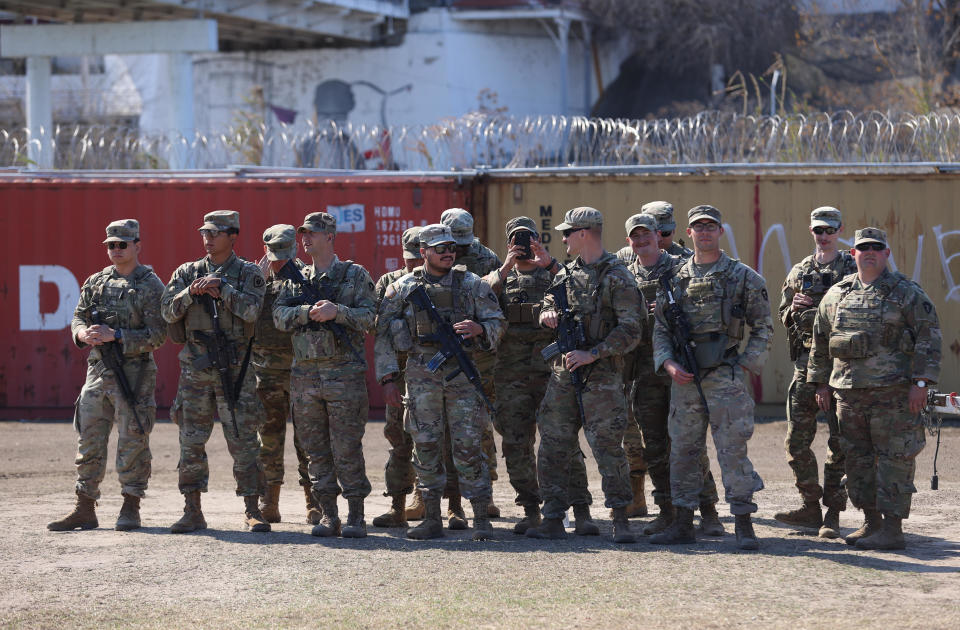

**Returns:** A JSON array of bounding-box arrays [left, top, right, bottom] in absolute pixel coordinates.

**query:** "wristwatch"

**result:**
[[914, 379, 927, 388], [114, 328, 123, 341]]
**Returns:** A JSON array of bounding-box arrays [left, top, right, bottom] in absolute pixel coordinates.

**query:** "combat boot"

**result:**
[[303, 486, 321, 525], [819, 507, 841, 539], [643, 502, 675, 536], [625, 473, 648, 518], [447, 494, 468, 530], [244, 496, 271, 532], [406, 494, 443, 540], [573, 504, 600, 536], [47, 492, 98, 531], [845, 508, 882, 546], [372, 494, 407, 528], [525, 517, 567, 540], [311, 497, 341, 537], [341, 498, 367, 538], [259, 484, 281, 523], [734, 513, 760, 550], [405, 488, 425, 521], [471, 499, 499, 541], [114, 494, 141, 531], [513, 504, 542, 535], [774, 500, 823, 529], [649, 506, 695, 545], [170, 491, 206, 534], [855, 514, 906, 550], [611, 507, 638, 544], [699, 502, 725, 536], [487, 498, 501, 518]]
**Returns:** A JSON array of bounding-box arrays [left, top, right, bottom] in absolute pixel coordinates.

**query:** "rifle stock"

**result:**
[[86, 308, 145, 434], [658, 275, 710, 414], [543, 280, 588, 424], [194, 295, 241, 438]]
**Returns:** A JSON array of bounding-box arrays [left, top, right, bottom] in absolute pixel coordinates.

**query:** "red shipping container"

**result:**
[[0, 174, 473, 419]]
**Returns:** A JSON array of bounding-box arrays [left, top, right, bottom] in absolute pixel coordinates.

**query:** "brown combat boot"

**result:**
[[341, 498, 367, 538], [115, 494, 141, 531], [734, 513, 760, 550], [303, 486, 321, 525], [573, 504, 599, 536], [845, 508, 883, 546], [311, 497, 341, 537], [244, 496, 271, 532], [649, 506, 696, 545], [372, 494, 408, 528], [626, 473, 648, 518], [643, 502, 675, 536], [612, 507, 638, 543], [525, 517, 567, 540], [447, 494, 468, 530], [819, 507, 841, 539], [48, 493, 98, 531], [406, 494, 443, 540], [774, 500, 823, 529], [699, 502, 725, 536], [259, 484, 281, 523], [405, 488, 425, 521], [487, 498, 501, 518], [471, 499, 498, 541], [513, 504, 542, 535], [170, 491, 206, 534], [856, 514, 906, 550]]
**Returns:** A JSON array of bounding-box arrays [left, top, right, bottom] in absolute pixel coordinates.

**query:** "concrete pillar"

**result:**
[[25, 56, 53, 169], [583, 25, 592, 115], [556, 17, 569, 116], [164, 52, 196, 169]]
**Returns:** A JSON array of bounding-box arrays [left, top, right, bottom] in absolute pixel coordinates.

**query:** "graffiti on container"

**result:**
[[19, 265, 79, 331]]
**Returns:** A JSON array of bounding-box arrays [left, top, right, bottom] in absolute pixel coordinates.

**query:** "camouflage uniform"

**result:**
[[779, 251, 856, 510], [70, 261, 166, 500], [653, 251, 773, 515], [273, 256, 376, 502], [162, 250, 266, 497], [537, 251, 644, 519], [809, 265, 941, 519]]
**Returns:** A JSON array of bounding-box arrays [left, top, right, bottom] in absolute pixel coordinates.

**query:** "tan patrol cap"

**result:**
[[555, 206, 603, 231], [199, 210, 239, 232], [641, 201, 675, 232], [810, 206, 842, 228], [625, 213, 658, 235], [506, 216, 538, 239], [419, 223, 457, 248], [262, 224, 296, 261], [687, 204, 721, 225], [402, 226, 424, 260], [298, 212, 337, 234], [440, 208, 474, 246], [854, 227, 888, 247], [103, 219, 140, 243]]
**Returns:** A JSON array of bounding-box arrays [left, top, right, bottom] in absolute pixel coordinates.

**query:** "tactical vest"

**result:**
[[90, 265, 155, 358], [290, 260, 361, 361], [828, 272, 915, 365], [790, 254, 854, 357], [182, 255, 257, 342], [675, 259, 747, 370], [412, 268, 468, 345], [502, 268, 551, 326], [254, 276, 293, 350]]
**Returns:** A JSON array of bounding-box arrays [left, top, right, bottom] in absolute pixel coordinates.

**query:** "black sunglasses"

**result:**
[[431, 244, 456, 254], [659, 230, 672, 237], [812, 226, 837, 235], [562, 227, 588, 238], [107, 242, 130, 250], [855, 242, 885, 252]]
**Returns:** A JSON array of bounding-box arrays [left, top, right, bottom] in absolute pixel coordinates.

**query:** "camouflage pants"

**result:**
[[290, 364, 371, 500], [173, 362, 263, 497], [476, 351, 499, 481], [785, 369, 847, 509], [669, 368, 764, 515], [629, 378, 719, 508], [537, 360, 632, 519], [383, 371, 416, 496], [255, 367, 310, 487], [405, 356, 491, 501], [835, 384, 924, 518], [73, 361, 155, 500]]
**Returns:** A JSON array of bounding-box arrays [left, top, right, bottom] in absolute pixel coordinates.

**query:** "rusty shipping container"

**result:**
[[0, 173, 473, 419]]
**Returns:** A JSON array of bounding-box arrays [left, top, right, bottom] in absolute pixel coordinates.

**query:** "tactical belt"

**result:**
[[506, 303, 540, 324]]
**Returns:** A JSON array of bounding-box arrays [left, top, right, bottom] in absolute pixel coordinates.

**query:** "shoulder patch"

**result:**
[[254, 275, 265, 287], [923, 301, 932, 313], [761, 288, 768, 301]]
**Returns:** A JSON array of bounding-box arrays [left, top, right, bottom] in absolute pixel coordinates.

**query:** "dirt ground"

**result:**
[[1, 417, 958, 629]]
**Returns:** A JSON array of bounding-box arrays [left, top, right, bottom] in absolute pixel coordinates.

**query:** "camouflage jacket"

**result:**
[[374, 265, 506, 382], [485, 265, 555, 373], [161, 252, 265, 365], [252, 259, 307, 371], [808, 268, 941, 389], [541, 251, 644, 364], [376, 267, 409, 304], [72, 264, 167, 365], [617, 241, 692, 265], [653, 252, 773, 376], [779, 251, 856, 365], [457, 238, 502, 277], [272, 256, 376, 375], [625, 251, 683, 384]]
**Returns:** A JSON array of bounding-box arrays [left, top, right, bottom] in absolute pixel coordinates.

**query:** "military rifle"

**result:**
[[405, 284, 494, 414], [658, 275, 710, 414], [84, 307, 145, 434], [276, 260, 365, 364], [540, 279, 588, 424], [921, 389, 960, 490], [191, 295, 242, 438]]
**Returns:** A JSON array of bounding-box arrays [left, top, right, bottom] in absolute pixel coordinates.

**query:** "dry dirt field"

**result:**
[[1, 417, 958, 629]]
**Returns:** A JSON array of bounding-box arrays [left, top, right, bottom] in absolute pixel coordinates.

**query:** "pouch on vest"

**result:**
[[692, 333, 729, 369], [293, 328, 338, 360], [168, 320, 187, 344], [390, 317, 414, 352], [828, 331, 870, 359]]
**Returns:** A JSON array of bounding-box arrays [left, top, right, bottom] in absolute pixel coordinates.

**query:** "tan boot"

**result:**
[[649, 507, 696, 545], [115, 494, 141, 531], [573, 504, 599, 536], [612, 507, 637, 544], [699, 502, 725, 536], [643, 502, 675, 536], [845, 508, 882, 546], [303, 486, 321, 525], [819, 507, 841, 539], [341, 498, 367, 538], [372, 494, 408, 528], [406, 494, 443, 540], [626, 473, 648, 518], [447, 494, 468, 530], [735, 513, 760, 550], [170, 491, 206, 534], [311, 497, 341, 537], [856, 514, 906, 550], [405, 488, 425, 521], [259, 484, 281, 523], [525, 517, 567, 539], [513, 504, 542, 535], [471, 499, 499, 541], [774, 500, 823, 529], [48, 493, 98, 531], [487, 499, 501, 518], [244, 496, 271, 532]]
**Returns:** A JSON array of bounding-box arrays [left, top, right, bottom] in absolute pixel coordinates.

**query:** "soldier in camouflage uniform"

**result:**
[[371, 226, 423, 528], [651, 205, 772, 550], [485, 216, 597, 536], [526, 207, 643, 544], [161, 210, 270, 534], [620, 213, 723, 537], [616, 201, 692, 264], [809, 227, 941, 550], [253, 225, 317, 525], [273, 212, 376, 538], [375, 224, 506, 541], [775, 207, 856, 537], [48, 219, 166, 533], [441, 207, 502, 520]]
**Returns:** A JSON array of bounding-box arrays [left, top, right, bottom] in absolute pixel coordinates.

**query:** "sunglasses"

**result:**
[[562, 227, 588, 238], [200, 228, 223, 238], [659, 230, 672, 237], [812, 226, 837, 235], [855, 242, 885, 252], [107, 242, 130, 250], [690, 222, 719, 232], [431, 244, 456, 254]]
